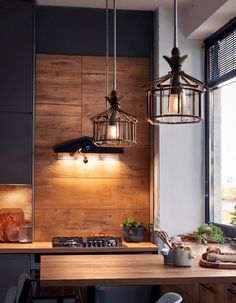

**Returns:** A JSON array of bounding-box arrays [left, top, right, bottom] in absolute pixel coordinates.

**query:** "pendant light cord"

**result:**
[[113, 0, 117, 91], [174, 0, 178, 48], [105, 0, 109, 105]]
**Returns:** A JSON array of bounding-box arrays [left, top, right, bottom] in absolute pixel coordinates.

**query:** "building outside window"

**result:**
[[205, 17, 236, 236]]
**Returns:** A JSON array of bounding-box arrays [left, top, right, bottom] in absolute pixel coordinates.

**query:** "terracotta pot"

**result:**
[[123, 227, 144, 243]]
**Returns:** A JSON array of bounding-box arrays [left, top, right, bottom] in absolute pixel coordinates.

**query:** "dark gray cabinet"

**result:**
[[0, 254, 30, 303], [0, 0, 34, 184], [0, 114, 32, 184], [0, 0, 34, 112]]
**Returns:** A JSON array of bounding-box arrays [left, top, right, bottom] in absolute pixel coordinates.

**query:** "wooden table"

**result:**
[[40, 253, 236, 287]]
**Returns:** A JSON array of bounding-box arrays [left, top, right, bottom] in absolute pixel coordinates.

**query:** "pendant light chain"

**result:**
[[105, 0, 109, 108], [174, 0, 178, 48], [113, 0, 117, 91]]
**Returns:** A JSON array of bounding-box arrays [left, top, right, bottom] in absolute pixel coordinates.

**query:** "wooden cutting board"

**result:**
[[0, 208, 25, 242], [199, 258, 236, 269]]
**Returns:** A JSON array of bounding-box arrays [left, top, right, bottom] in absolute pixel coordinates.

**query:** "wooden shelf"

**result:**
[[0, 241, 157, 254]]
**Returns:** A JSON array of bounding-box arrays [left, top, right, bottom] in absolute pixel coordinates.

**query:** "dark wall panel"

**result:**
[[0, 0, 34, 112], [0, 114, 32, 184], [36, 6, 153, 58]]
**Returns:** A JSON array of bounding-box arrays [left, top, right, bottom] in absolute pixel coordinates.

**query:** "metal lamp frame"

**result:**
[[145, 0, 207, 125], [91, 0, 137, 146]]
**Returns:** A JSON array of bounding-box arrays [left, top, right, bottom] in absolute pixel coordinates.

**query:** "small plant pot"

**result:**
[[123, 227, 144, 243]]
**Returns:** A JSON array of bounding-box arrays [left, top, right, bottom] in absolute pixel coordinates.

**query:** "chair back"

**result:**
[[5, 286, 17, 303], [156, 292, 183, 303], [16, 272, 32, 303]]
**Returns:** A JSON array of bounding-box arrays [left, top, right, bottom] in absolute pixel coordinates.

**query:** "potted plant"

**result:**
[[121, 217, 148, 243], [230, 205, 236, 226], [195, 223, 225, 244]]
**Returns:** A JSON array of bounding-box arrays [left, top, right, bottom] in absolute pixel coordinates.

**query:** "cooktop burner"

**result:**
[[52, 236, 122, 248]]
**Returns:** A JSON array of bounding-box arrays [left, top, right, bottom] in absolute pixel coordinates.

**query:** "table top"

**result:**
[[40, 248, 236, 287], [0, 241, 157, 253]]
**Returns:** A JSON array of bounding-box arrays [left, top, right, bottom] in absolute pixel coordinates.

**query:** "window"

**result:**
[[205, 17, 236, 236]]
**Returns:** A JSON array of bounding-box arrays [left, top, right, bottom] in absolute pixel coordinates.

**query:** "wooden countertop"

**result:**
[[40, 245, 236, 287], [0, 241, 158, 253]]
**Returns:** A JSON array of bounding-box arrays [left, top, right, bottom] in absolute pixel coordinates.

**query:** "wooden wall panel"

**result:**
[[35, 146, 149, 179], [0, 185, 32, 223], [35, 54, 150, 241], [36, 55, 82, 85], [35, 209, 150, 240], [36, 115, 82, 148], [35, 178, 149, 210]]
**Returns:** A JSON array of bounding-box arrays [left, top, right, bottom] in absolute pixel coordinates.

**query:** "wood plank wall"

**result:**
[[35, 54, 150, 241], [0, 185, 32, 224]]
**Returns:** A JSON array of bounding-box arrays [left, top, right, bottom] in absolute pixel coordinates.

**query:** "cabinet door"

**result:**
[[160, 285, 199, 303], [0, 0, 34, 112], [175, 284, 199, 301], [225, 284, 236, 303], [0, 114, 32, 184], [199, 283, 224, 303], [0, 254, 30, 303]]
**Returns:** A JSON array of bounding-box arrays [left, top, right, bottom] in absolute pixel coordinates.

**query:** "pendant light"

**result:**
[[145, 0, 207, 124], [91, 0, 137, 146]]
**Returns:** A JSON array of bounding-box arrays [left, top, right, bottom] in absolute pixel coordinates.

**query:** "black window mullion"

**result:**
[[204, 17, 236, 237], [205, 17, 236, 87]]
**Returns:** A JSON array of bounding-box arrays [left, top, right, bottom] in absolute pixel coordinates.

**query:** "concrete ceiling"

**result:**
[[36, 0, 190, 11], [36, 0, 236, 39]]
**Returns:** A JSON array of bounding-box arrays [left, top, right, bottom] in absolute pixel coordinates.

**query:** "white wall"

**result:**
[[154, 7, 205, 236]]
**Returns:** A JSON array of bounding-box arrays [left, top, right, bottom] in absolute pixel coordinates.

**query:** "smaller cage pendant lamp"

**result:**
[[145, 0, 207, 124], [91, 0, 137, 146]]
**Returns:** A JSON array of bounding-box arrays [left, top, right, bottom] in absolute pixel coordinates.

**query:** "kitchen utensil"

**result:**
[[161, 247, 174, 265], [199, 258, 236, 269], [0, 208, 24, 242], [156, 230, 172, 249], [173, 245, 194, 267], [205, 252, 236, 263]]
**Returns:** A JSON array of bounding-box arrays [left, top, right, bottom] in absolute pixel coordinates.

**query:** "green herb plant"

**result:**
[[195, 223, 225, 244], [121, 217, 148, 230], [230, 205, 236, 225]]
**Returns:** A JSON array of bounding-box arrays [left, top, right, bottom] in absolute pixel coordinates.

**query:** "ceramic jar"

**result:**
[[173, 245, 194, 267]]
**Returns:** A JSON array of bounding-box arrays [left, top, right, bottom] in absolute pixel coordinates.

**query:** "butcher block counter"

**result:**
[[40, 244, 236, 286], [0, 241, 158, 253], [40, 244, 236, 287]]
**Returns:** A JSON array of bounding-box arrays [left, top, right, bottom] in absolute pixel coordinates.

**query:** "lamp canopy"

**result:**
[[91, 0, 137, 146], [145, 0, 207, 125]]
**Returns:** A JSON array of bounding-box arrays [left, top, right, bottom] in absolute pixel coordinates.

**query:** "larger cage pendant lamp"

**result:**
[[91, 0, 137, 146], [145, 0, 207, 124]]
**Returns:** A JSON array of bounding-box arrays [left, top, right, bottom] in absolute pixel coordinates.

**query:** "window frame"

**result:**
[[204, 17, 236, 238]]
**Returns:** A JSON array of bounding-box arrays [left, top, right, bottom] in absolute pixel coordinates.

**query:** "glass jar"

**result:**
[[6, 226, 19, 242], [19, 224, 32, 243]]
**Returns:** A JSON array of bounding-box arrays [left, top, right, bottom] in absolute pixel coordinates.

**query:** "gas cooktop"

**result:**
[[52, 236, 122, 248]]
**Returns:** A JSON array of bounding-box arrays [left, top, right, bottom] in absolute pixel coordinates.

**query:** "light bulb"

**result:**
[[168, 91, 186, 114], [109, 125, 118, 139]]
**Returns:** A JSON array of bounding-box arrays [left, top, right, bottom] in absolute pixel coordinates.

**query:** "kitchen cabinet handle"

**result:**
[[227, 288, 236, 296], [200, 284, 213, 291]]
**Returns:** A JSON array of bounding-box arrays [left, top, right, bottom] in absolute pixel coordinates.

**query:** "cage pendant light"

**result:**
[[145, 0, 207, 124], [91, 0, 137, 146]]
